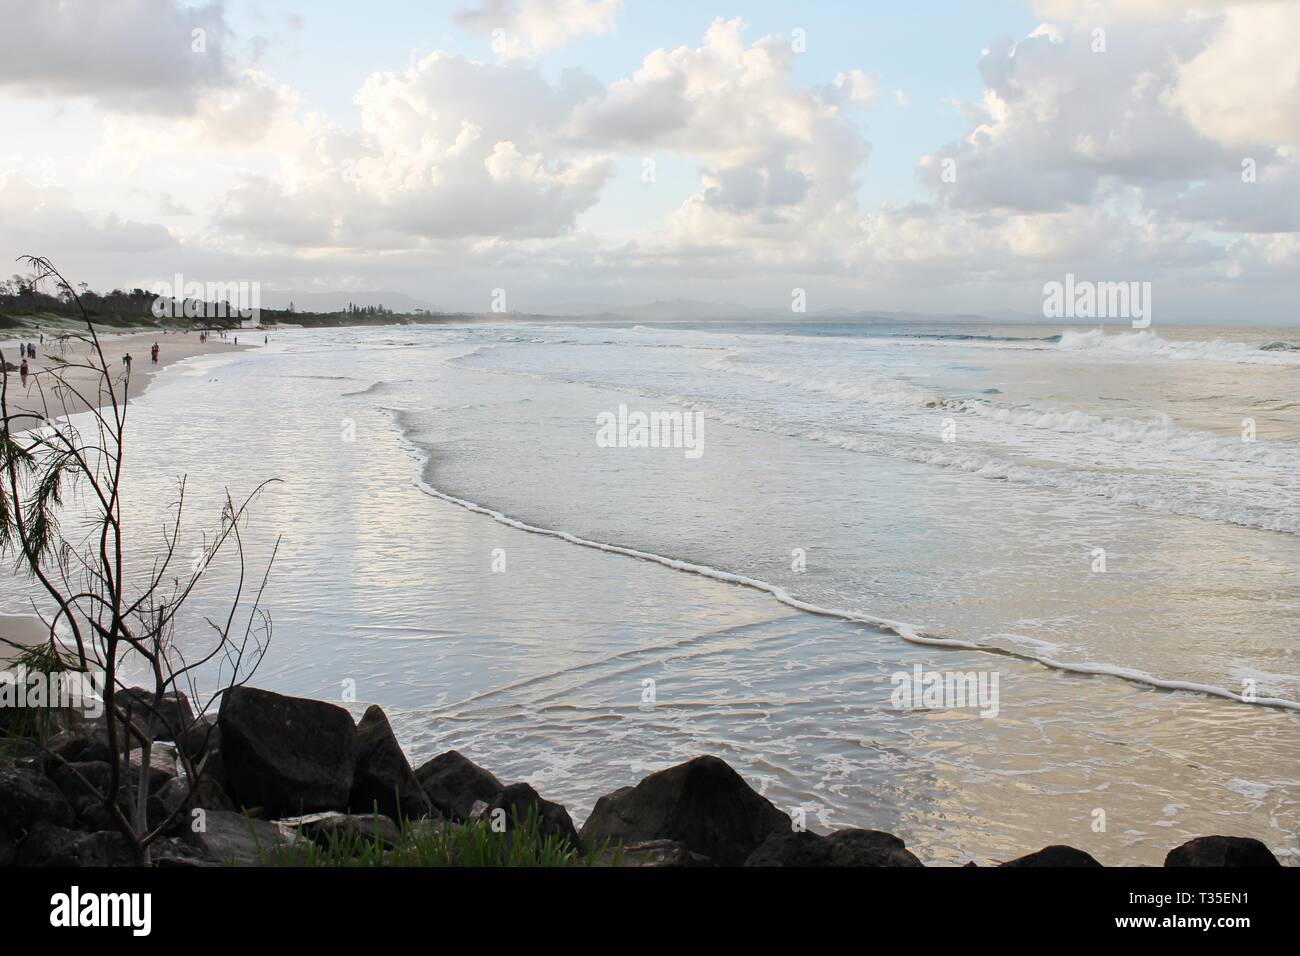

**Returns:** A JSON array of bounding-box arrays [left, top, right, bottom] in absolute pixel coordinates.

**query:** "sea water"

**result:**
[[6, 319, 1297, 864]]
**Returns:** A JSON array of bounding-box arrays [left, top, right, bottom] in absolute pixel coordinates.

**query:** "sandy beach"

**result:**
[[0, 328, 251, 427]]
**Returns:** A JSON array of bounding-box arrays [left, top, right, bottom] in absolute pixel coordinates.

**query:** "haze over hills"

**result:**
[[257, 289, 441, 313], [251, 291, 1266, 327]]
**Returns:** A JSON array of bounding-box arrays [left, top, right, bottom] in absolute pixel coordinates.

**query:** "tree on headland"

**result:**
[[0, 255, 280, 865]]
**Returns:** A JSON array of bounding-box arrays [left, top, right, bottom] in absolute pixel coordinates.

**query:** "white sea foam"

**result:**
[[453, 349, 1300, 535], [1057, 328, 1300, 365], [383, 407, 1300, 712]]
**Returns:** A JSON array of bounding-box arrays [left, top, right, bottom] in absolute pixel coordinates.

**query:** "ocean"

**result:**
[[9, 318, 1298, 864]]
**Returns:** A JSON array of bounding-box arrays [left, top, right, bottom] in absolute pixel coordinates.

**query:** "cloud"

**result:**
[[834, 69, 878, 106], [916, 14, 1299, 236], [210, 53, 614, 246], [1166, 2, 1300, 148], [0, 174, 176, 258], [567, 18, 869, 245], [0, 0, 233, 115], [456, 0, 621, 60]]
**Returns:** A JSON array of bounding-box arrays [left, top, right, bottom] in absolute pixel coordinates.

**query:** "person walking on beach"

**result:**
[[151, 342, 159, 364], [19, 358, 29, 386], [123, 353, 132, 372]]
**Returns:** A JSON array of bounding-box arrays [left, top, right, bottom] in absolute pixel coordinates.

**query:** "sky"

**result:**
[[0, 0, 1297, 321]]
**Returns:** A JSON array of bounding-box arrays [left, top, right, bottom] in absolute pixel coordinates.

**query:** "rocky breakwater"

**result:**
[[0, 686, 1287, 868]]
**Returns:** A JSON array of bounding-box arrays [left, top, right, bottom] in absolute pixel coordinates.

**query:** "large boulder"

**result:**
[[826, 829, 924, 867], [1165, 836, 1281, 867], [149, 773, 236, 832], [150, 836, 218, 868], [128, 742, 179, 790], [0, 767, 75, 836], [744, 828, 924, 867], [744, 830, 833, 867], [1001, 845, 1103, 867], [579, 756, 788, 867], [414, 750, 503, 822], [176, 714, 220, 763], [596, 839, 714, 867], [480, 782, 583, 852], [348, 705, 432, 821], [218, 687, 356, 816], [182, 810, 289, 866], [117, 688, 195, 743]]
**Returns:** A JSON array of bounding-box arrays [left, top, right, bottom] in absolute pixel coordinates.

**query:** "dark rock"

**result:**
[[1001, 844, 1103, 867], [45, 730, 92, 763], [1165, 836, 1281, 867], [296, 811, 403, 850], [415, 750, 503, 822], [743, 828, 924, 867], [826, 829, 924, 867], [117, 688, 195, 743], [597, 839, 714, 867], [155, 773, 234, 815], [51, 760, 114, 810], [148, 772, 236, 834], [218, 687, 356, 816], [743, 829, 833, 867], [176, 714, 220, 762], [349, 705, 432, 822], [16, 824, 135, 867], [0, 767, 75, 835], [150, 836, 217, 868], [0, 737, 50, 773], [52, 758, 183, 833], [127, 742, 178, 791], [485, 782, 582, 852], [182, 810, 288, 866], [62, 707, 150, 758], [0, 827, 13, 866], [578, 755, 788, 867]]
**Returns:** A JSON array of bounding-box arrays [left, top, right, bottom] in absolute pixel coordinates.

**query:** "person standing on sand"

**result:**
[[151, 342, 159, 364], [123, 353, 132, 372], [20, 358, 29, 386]]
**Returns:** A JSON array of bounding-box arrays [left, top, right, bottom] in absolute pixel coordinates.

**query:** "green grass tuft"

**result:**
[[258, 804, 623, 868]]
